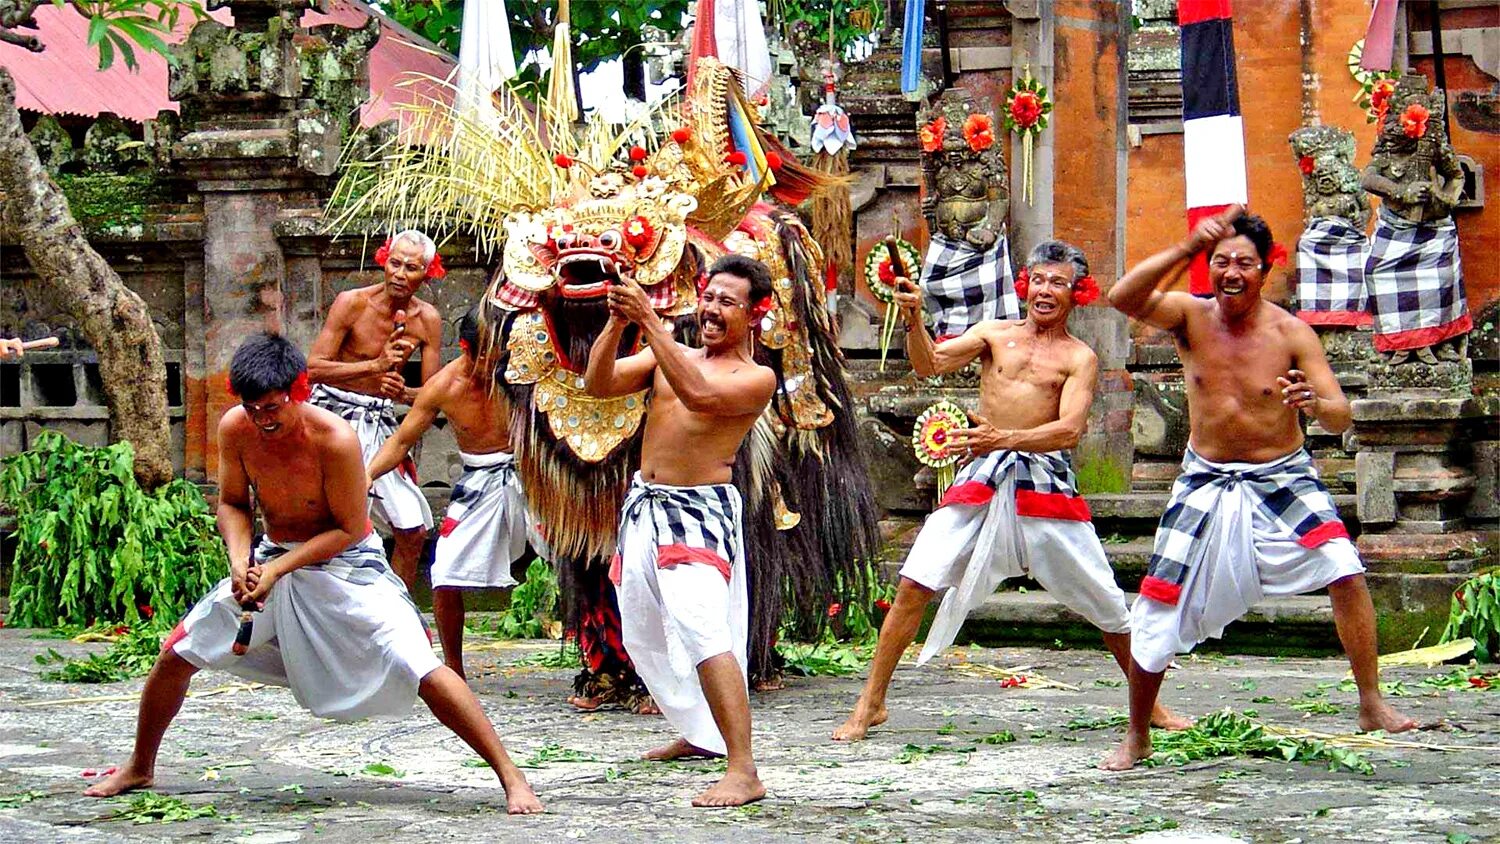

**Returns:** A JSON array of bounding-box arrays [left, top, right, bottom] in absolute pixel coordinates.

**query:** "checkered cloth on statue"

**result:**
[[919, 233, 1019, 341], [1364, 206, 1471, 352], [1295, 216, 1371, 327]]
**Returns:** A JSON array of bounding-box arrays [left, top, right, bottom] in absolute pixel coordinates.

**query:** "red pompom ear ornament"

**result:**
[[750, 295, 775, 322], [1014, 266, 1030, 300], [1072, 275, 1101, 307], [725, 150, 748, 167], [425, 253, 447, 281], [288, 371, 312, 403], [1268, 243, 1290, 267], [373, 238, 393, 267], [765, 151, 784, 171]]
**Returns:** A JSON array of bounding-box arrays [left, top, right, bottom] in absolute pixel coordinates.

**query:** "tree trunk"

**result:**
[[0, 67, 173, 490]]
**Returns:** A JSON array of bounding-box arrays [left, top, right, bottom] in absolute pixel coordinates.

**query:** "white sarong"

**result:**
[[1130, 448, 1365, 674], [168, 533, 441, 720], [613, 475, 748, 756], [431, 451, 535, 589], [309, 383, 433, 531], [900, 449, 1129, 665]]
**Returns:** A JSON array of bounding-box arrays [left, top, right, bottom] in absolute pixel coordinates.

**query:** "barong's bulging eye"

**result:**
[[598, 231, 622, 251], [554, 231, 577, 250]]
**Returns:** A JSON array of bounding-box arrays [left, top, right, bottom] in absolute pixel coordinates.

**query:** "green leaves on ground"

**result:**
[[1441, 569, 1500, 663], [3, 432, 225, 629], [518, 741, 597, 768], [108, 792, 219, 825], [1144, 710, 1374, 775], [484, 557, 559, 640], [34, 619, 170, 683]]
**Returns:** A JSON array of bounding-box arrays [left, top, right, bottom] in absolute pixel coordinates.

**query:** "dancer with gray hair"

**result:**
[[834, 241, 1187, 742], [307, 229, 445, 587]]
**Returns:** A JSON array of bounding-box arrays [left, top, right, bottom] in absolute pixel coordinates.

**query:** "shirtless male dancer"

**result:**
[[1101, 206, 1417, 771], [834, 241, 1186, 742], [584, 254, 777, 807], [308, 229, 445, 586], [84, 333, 541, 813], [368, 308, 539, 679]]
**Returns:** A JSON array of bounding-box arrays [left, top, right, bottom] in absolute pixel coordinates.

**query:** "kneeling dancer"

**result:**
[[85, 333, 541, 814], [584, 255, 777, 807], [1102, 207, 1416, 771], [368, 308, 541, 679], [835, 241, 1186, 742]]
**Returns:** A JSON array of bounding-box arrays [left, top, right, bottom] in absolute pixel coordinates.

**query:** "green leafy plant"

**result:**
[[35, 617, 170, 682], [108, 792, 219, 825], [1144, 710, 1374, 775], [777, 560, 892, 676], [489, 557, 559, 639], [1441, 569, 1499, 663], [770, 0, 885, 58], [2, 433, 227, 629], [61, 0, 208, 71]]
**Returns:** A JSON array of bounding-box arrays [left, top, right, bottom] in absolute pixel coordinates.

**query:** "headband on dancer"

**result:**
[[374, 237, 447, 280], [1014, 267, 1101, 307]]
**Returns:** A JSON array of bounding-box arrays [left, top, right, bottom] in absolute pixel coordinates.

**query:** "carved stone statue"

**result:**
[[1290, 126, 1369, 229], [1360, 73, 1471, 365], [918, 93, 1009, 250], [1289, 126, 1372, 329], [914, 90, 1018, 340]]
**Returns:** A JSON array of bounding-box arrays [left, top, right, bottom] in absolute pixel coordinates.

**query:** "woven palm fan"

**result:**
[[912, 400, 967, 501]]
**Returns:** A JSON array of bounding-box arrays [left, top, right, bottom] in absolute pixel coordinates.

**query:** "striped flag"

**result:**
[[1179, 0, 1247, 295]]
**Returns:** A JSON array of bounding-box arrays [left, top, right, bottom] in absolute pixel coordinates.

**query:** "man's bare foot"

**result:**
[[633, 696, 661, 716], [831, 701, 887, 742], [1099, 733, 1152, 772], [82, 765, 152, 797], [1150, 704, 1193, 731], [567, 694, 603, 711], [691, 769, 766, 808], [504, 781, 544, 815], [643, 737, 719, 762], [1358, 700, 1418, 734]]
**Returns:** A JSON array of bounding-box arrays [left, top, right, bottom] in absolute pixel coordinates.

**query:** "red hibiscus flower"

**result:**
[[874, 598, 892, 612], [919, 115, 947, 153], [827, 602, 842, 618], [1010, 92, 1043, 128], [1400, 103, 1430, 139], [963, 113, 995, 152], [1370, 79, 1395, 123], [877, 258, 896, 284], [1073, 275, 1101, 307], [624, 216, 654, 251], [1298, 155, 1315, 176]]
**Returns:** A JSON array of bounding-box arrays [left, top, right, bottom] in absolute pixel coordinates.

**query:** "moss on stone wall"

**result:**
[[54, 173, 168, 236], [1075, 454, 1131, 495]]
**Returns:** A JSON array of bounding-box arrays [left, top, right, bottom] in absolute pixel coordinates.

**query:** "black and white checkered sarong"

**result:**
[[1295, 216, 1370, 326], [943, 449, 1084, 506], [919, 233, 1018, 340], [1365, 207, 1469, 351], [612, 475, 743, 583], [1141, 447, 1347, 605]]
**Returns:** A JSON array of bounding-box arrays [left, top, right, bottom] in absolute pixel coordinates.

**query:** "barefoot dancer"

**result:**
[[307, 230, 445, 587], [834, 241, 1186, 742], [84, 333, 541, 814], [584, 255, 776, 808], [367, 308, 541, 680], [1101, 207, 1417, 771]]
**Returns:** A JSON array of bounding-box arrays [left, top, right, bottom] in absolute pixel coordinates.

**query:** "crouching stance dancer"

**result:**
[[85, 333, 541, 814], [835, 241, 1187, 742], [368, 308, 539, 680], [1101, 207, 1416, 771], [584, 255, 776, 807]]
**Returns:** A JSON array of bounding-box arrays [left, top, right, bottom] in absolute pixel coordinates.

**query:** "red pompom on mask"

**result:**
[[725, 150, 748, 167], [671, 127, 692, 144], [628, 145, 648, 162], [765, 151, 784, 171]]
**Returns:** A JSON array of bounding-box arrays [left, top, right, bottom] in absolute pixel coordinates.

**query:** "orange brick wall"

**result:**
[[1053, 0, 1122, 283]]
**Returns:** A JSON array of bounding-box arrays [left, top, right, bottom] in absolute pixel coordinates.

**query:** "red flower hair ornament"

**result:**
[[1267, 243, 1290, 267], [226, 370, 311, 403], [374, 238, 446, 280], [1014, 267, 1100, 306]]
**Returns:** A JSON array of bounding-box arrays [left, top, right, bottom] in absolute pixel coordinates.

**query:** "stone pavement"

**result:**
[[0, 629, 1495, 843]]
